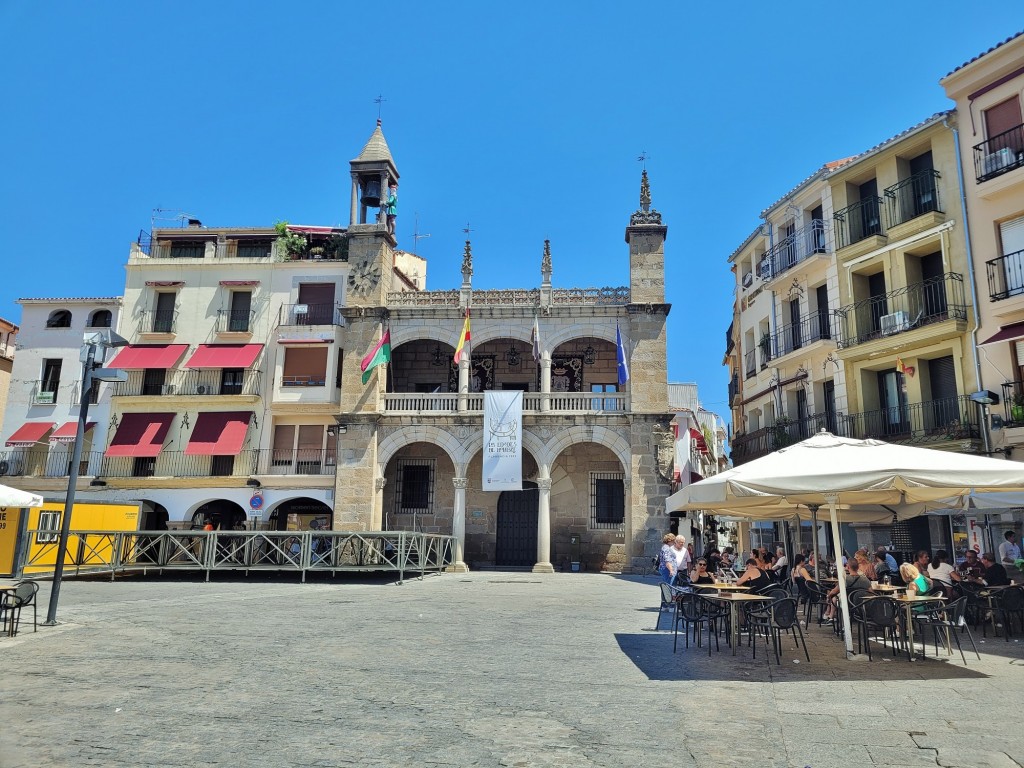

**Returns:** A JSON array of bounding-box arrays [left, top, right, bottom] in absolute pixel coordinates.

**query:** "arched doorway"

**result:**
[[495, 481, 538, 567], [269, 497, 333, 531], [190, 500, 247, 530], [139, 501, 169, 531]]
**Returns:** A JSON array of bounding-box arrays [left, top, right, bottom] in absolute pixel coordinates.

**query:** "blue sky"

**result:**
[[1, 2, 1022, 419]]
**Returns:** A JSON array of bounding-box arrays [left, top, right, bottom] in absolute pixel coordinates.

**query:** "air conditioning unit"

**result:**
[[161, 384, 177, 395], [742, 272, 753, 288], [35, 391, 55, 404], [984, 147, 1016, 175], [196, 385, 210, 395], [880, 310, 910, 336], [0, 459, 22, 476]]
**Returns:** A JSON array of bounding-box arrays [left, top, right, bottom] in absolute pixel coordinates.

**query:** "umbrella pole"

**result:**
[[809, 505, 821, 582], [827, 495, 855, 656]]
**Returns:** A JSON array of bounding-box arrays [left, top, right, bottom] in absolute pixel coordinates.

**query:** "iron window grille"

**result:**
[[37, 510, 61, 544], [590, 472, 625, 530], [396, 458, 434, 514]]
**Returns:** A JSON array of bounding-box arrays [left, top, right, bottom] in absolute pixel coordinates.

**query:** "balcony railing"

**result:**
[[986, 249, 1024, 301], [139, 309, 177, 334], [113, 369, 262, 397], [728, 373, 739, 404], [836, 273, 967, 348], [135, 232, 347, 261], [278, 303, 342, 327], [217, 309, 255, 333], [381, 391, 628, 414], [834, 197, 884, 249], [843, 395, 979, 445], [744, 350, 756, 379], [769, 312, 833, 358], [1001, 381, 1024, 427], [30, 381, 60, 405], [0, 448, 337, 479], [884, 170, 942, 227], [973, 123, 1024, 183], [758, 220, 828, 280], [731, 413, 834, 465]]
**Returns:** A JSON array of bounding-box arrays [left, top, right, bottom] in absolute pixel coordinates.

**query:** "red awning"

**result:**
[[689, 427, 709, 453], [185, 344, 263, 369], [219, 280, 260, 286], [980, 321, 1024, 346], [5, 422, 55, 447], [184, 411, 253, 456], [108, 344, 189, 369], [105, 413, 175, 457], [50, 421, 97, 443], [286, 225, 338, 234]]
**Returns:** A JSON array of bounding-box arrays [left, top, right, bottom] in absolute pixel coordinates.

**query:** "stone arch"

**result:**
[[266, 496, 333, 531], [389, 326, 460, 348], [377, 426, 463, 476], [544, 323, 619, 353], [462, 429, 550, 476], [187, 498, 247, 530], [137, 499, 169, 530], [546, 425, 631, 476], [469, 325, 533, 347]]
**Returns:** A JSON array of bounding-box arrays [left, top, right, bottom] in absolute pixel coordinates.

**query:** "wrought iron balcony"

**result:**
[[884, 170, 942, 227], [758, 220, 828, 280], [0, 450, 103, 478], [769, 312, 833, 359], [1001, 381, 1024, 427], [217, 309, 255, 333], [99, 450, 261, 479], [843, 395, 979, 445], [728, 373, 740, 404], [139, 309, 177, 334], [30, 381, 60, 405], [973, 123, 1024, 183], [836, 273, 967, 348], [986, 248, 1024, 301], [113, 369, 262, 397], [278, 303, 342, 327], [731, 413, 834, 466], [71, 379, 100, 405], [834, 197, 884, 249], [259, 448, 336, 476]]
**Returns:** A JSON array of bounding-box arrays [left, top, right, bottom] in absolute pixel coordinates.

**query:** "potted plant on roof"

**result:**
[[274, 221, 307, 261], [1012, 391, 1024, 424]]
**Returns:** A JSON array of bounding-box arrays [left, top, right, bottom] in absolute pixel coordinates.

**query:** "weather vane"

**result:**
[[374, 94, 387, 120], [637, 151, 649, 170], [462, 222, 473, 236]]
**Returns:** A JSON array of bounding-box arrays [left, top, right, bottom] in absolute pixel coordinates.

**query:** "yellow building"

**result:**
[[829, 111, 980, 452]]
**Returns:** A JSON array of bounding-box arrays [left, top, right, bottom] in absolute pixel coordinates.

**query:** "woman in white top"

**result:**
[[927, 550, 956, 595]]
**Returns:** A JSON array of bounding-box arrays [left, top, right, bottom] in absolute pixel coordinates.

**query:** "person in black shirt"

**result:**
[[977, 552, 1010, 587], [736, 558, 773, 591]]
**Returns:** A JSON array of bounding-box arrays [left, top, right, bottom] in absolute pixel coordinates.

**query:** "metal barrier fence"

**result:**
[[21, 530, 456, 584]]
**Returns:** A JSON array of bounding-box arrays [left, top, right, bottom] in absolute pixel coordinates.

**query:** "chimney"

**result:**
[[187, 218, 203, 228]]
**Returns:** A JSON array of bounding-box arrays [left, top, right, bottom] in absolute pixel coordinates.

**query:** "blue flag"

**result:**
[[616, 322, 629, 387]]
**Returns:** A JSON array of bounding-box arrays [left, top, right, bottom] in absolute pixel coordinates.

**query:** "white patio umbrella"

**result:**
[[666, 431, 1024, 656], [0, 483, 43, 508]]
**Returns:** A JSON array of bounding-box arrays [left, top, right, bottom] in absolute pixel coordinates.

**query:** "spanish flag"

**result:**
[[454, 310, 471, 364]]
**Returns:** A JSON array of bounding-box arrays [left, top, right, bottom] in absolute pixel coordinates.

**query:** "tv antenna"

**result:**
[[150, 208, 196, 231], [412, 213, 431, 254]]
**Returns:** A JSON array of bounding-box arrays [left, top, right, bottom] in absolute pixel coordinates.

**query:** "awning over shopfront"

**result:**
[[50, 421, 96, 443], [184, 411, 253, 456], [5, 422, 55, 447], [185, 344, 263, 369], [690, 427, 708, 453], [979, 321, 1024, 346], [108, 344, 189, 369], [105, 413, 175, 457]]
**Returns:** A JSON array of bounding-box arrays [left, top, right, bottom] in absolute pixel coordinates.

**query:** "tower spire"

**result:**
[[630, 169, 662, 226]]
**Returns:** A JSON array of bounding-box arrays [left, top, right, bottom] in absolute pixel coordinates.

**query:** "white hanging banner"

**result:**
[[483, 390, 523, 491]]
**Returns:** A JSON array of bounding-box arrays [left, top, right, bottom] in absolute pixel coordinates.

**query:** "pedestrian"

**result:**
[[658, 533, 676, 585], [203, 518, 214, 532], [670, 535, 691, 584]]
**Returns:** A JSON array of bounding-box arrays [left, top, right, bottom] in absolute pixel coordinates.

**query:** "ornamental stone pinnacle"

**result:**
[[630, 169, 662, 226], [541, 239, 552, 282], [461, 240, 473, 279]]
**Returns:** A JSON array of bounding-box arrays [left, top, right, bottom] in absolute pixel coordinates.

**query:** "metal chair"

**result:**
[[914, 596, 980, 664], [655, 582, 679, 631], [853, 596, 901, 661], [673, 592, 712, 653], [3, 581, 39, 636], [766, 597, 809, 664], [803, 581, 828, 626], [993, 586, 1024, 641]]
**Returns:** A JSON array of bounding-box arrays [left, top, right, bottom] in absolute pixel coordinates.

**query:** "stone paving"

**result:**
[[2, 572, 1024, 768]]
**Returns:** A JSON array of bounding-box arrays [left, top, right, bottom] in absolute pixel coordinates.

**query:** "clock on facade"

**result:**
[[347, 259, 382, 297]]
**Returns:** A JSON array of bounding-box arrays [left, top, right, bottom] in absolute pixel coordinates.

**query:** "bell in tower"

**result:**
[[349, 119, 400, 231]]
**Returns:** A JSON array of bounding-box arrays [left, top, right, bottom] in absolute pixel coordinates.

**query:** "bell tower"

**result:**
[[346, 120, 400, 308], [625, 169, 667, 304]]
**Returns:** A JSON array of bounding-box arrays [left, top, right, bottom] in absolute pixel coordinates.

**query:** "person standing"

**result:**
[[670, 535, 691, 584], [999, 531, 1021, 567], [658, 534, 676, 585], [384, 183, 398, 235]]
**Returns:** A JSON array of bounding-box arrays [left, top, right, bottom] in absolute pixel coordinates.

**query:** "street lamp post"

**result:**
[[44, 330, 128, 625]]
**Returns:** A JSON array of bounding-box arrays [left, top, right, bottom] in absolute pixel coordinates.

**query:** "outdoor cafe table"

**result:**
[[709, 583, 750, 592], [892, 594, 946, 661], [869, 584, 904, 595], [703, 592, 773, 655]]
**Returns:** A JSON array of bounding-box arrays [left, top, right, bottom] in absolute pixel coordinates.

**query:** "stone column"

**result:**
[[450, 477, 469, 572], [540, 353, 552, 412], [373, 476, 386, 531], [533, 476, 554, 573], [458, 357, 470, 412], [350, 174, 359, 226]]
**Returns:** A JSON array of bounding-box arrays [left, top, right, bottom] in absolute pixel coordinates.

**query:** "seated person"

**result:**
[[875, 546, 898, 574], [927, 550, 956, 592], [823, 559, 870, 620], [689, 558, 715, 585], [704, 548, 722, 574], [872, 551, 893, 582], [956, 550, 983, 580], [854, 549, 876, 581], [974, 552, 1010, 587], [735, 558, 773, 591], [721, 546, 736, 568], [899, 562, 933, 595]]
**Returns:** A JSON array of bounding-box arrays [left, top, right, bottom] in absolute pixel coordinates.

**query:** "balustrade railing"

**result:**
[[759, 219, 828, 280], [836, 273, 966, 348], [278, 303, 341, 326], [381, 391, 627, 413], [770, 312, 833, 358], [884, 169, 941, 227], [986, 249, 1024, 301], [139, 309, 177, 334], [834, 197, 884, 249], [843, 395, 978, 444], [973, 123, 1024, 183], [217, 309, 255, 333]]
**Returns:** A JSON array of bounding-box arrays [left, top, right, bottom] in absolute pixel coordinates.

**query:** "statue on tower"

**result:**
[[384, 183, 398, 235]]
